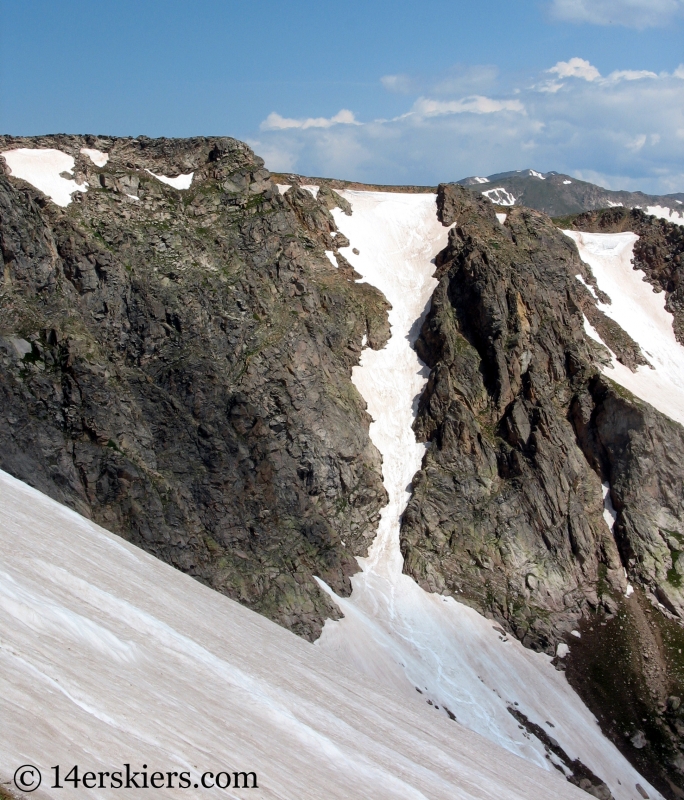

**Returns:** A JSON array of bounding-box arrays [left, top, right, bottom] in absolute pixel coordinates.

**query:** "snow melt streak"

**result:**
[[316, 192, 659, 800], [0, 471, 589, 800]]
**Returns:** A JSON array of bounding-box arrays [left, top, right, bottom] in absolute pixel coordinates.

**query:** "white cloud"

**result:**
[[549, 57, 601, 81], [549, 0, 684, 28], [260, 109, 360, 131], [253, 58, 684, 195], [412, 96, 525, 116], [605, 69, 659, 82]]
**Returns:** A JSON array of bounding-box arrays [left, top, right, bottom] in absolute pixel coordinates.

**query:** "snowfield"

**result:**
[[645, 205, 684, 226], [1, 469, 588, 800], [1, 148, 88, 207], [318, 191, 659, 800], [565, 230, 684, 426]]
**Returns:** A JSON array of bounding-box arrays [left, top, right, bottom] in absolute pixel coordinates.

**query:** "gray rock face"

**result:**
[[403, 185, 626, 652], [0, 134, 389, 640]]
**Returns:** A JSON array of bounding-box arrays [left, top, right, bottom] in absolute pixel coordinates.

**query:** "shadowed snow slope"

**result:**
[[0, 468, 590, 800], [565, 230, 684, 426], [316, 191, 660, 800]]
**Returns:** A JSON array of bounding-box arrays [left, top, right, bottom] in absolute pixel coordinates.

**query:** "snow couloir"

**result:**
[[313, 190, 660, 800]]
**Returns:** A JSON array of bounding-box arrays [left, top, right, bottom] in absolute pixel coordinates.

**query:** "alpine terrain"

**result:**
[[2, 135, 684, 800]]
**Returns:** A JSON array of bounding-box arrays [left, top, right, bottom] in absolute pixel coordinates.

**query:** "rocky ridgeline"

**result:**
[[0, 134, 390, 640], [402, 184, 684, 796]]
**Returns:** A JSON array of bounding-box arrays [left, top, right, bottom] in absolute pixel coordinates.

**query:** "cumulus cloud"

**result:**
[[549, 0, 684, 28], [411, 96, 525, 116], [549, 57, 601, 81], [253, 57, 684, 195], [260, 109, 359, 131]]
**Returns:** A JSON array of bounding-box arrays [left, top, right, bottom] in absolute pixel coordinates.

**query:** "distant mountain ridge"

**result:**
[[456, 169, 684, 221]]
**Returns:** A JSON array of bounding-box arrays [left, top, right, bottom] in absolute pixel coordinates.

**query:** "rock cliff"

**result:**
[[402, 185, 684, 796], [0, 134, 389, 640]]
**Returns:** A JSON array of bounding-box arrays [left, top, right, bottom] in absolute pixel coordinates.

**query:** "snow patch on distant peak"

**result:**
[[145, 169, 194, 190], [472, 176, 489, 184], [529, 170, 546, 180], [1, 148, 88, 207], [80, 148, 109, 167], [563, 180, 572, 185], [482, 187, 516, 206], [607, 201, 624, 208]]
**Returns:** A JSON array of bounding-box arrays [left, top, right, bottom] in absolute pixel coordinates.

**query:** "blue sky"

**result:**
[[2, 0, 683, 192]]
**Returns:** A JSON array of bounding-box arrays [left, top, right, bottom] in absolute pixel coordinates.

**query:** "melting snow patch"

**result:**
[[571, 630, 582, 639], [145, 169, 193, 190], [277, 184, 291, 195], [482, 187, 516, 206], [646, 205, 684, 226], [556, 644, 570, 659], [80, 148, 109, 167], [626, 585, 635, 598], [576, 274, 598, 300], [565, 230, 684, 426], [2, 148, 88, 207], [602, 482, 618, 532], [496, 213, 507, 225], [301, 184, 320, 198]]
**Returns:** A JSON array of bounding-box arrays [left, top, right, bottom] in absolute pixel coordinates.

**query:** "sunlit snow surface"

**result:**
[[80, 147, 109, 167], [0, 470, 590, 800], [144, 168, 194, 189], [565, 230, 684, 426], [2, 148, 88, 206], [645, 205, 684, 226], [316, 191, 659, 800]]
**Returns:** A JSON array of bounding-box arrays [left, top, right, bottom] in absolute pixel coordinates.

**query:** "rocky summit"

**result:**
[[4, 136, 684, 799]]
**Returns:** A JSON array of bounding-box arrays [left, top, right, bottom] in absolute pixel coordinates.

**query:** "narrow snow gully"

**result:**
[[317, 190, 660, 800]]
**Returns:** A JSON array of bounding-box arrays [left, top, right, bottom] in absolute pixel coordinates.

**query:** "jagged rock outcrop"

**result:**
[[0, 134, 389, 639], [401, 185, 684, 796], [402, 185, 627, 649]]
